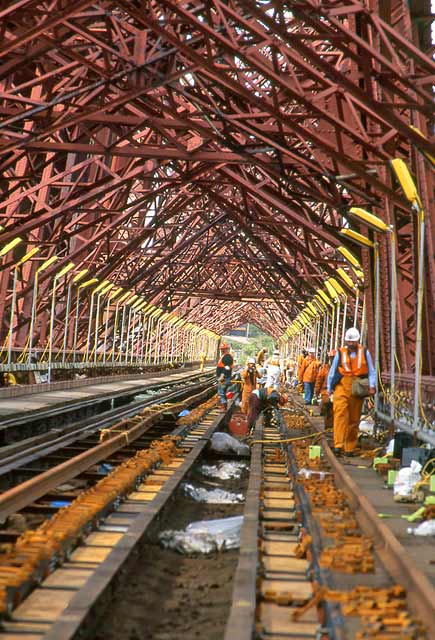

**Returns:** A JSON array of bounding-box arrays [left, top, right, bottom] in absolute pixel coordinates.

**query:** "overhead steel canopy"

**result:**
[[0, 1, 434, 371]]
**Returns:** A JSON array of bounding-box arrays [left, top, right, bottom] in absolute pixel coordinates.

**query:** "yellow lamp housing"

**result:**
[[328, 277, 345, 296], [307, 302, 318, 316], [390, 158, 419, 204], [56, 262, 75, 279], [80, 277, 98, 290], [73, 269, 89, 284], [38, 255, 58, 273], [337, 246, 361, 269], [409, 125, 435, 170], [316, 289, 331, 306], [0, 237, 23, 257], [325, 280, 339, 300], [340, 228, 375, 249], [17, 247, 40, 266], [352, 267, 365, 281], [336, 268, 355, 290], [348, 208, 390, 233]]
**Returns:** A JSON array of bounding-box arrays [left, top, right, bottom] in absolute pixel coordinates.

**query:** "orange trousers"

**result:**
[[332, 376, 363, 451]]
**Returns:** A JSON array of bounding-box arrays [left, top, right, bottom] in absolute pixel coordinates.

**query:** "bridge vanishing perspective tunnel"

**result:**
[[0, 2, 434, 640]]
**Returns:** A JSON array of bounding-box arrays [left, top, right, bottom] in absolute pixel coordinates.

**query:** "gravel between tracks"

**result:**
[[92, 458, 249, 640]]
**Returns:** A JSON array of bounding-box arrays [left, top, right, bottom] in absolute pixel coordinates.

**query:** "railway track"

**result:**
[[0, 378, 215, 522], [0, 372, 213, 491], [0, 369, 213, 445], [0, 394, 432, 639]]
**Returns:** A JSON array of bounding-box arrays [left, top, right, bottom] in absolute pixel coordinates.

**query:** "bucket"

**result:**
[[229, 413, 249, 437]]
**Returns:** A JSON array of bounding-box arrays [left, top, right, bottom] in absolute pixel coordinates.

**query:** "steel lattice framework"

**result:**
[[0, 0, 434, 372]]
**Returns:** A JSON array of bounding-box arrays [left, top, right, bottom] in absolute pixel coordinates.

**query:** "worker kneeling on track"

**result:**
[[247, 375, 287, 430], [326, 328, 376, 456], [216, 342, 234, 411], [240, 357, 257, 415]]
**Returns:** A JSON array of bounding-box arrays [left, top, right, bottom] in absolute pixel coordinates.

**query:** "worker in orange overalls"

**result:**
[[314, 350, 336, 429], [296, 349, 308, 391], [240, 357, 257, 414], [300, 347, 319, 404], [326, 328, 376, 456]]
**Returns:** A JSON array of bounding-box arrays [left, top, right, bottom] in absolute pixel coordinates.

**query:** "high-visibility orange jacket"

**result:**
[[298, 355, 313, 382], [266, 357, 280, 367], [302, 358, 320, 383], [338, 345, 368, 377], [314, 363, 330, 396]]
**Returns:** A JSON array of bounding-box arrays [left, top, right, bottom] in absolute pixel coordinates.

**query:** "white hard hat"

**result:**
[[308, 347, 316, 354], [273, 349, 280, 355], [247, 357, 256, 364], [345, 327, 360, 341], [258, 376, 267, 385]]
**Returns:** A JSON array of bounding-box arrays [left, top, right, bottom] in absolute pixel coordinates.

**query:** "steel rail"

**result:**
[[0, 383, 215, 522], [294, 397, 435, 633], [41, 405, 231, 640]]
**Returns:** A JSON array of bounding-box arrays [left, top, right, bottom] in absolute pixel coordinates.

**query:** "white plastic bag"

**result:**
[[385, 438, 395, 456], [210, 432, 250, 456], [159, 515, 243, 554], [182, 482, 244, 504], [407, 520, 435, 536], [359, 417, 375, 435], [198, 461, 247, 480], [393, 460, 422, 498]]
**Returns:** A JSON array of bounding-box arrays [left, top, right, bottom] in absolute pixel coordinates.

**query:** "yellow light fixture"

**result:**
[[328, 277, 345, 296], [336, 268, 355, 289], [314, 294, 327, 309], [317, 289, 332, 305], [125, 293, 139, 305], [340, 228, 375, 249], [348, 207, 390, 233], [117, 291, 131, 304], [307, 302, 318, 316], [17, 247, 40, 265], [409, 125, 435, 170], [79, 277, 98, 289], [0, 237, 23, 257], [337, 246, 361, 269], [73, 269, 89, 283], [38, 255, 58, 273], [352, 267, 365, 281], [325, 281, 339, 300], [390, 158, 419, 204], [93, 279, 110, 294], [56, 262, 75, 279], [100, 283, 114, 296], [109, 287, 123, 300]]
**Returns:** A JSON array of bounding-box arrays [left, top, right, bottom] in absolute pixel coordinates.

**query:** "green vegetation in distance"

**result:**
[[238, 325, 274, 363]]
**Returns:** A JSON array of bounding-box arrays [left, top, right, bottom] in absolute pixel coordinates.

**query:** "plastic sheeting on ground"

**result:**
[[198, 461, 248, 480], [407, 520, 435, 536], [159, 515, 243, 554], [210, 432, 250, 456], [393, 460, 422, 500], [182, 482, 244, 504]]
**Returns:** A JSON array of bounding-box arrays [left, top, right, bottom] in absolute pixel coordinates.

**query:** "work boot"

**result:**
[[343, 449, 361, 457], [332, 447, 343, 456]]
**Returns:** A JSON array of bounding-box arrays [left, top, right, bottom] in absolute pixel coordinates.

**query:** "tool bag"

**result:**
[[351, 376, 370, 398]]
